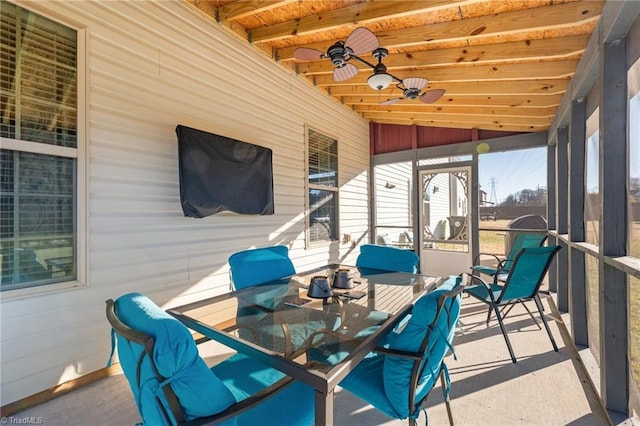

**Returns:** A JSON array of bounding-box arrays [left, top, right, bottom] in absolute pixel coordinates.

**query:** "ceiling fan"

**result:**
[[293, 27, 445, 103], [381, 78, 446, 105], [293, 27, 380, 82]]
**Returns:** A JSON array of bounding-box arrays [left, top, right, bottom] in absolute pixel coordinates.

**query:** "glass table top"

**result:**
[[170, 264, 439, 377]]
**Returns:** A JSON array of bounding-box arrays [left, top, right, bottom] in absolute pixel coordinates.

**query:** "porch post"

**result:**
[[547, 141, 557, 293], [599, 36, 629, 414], [556, 126, 569, 312], [568, 98, 588, 345]]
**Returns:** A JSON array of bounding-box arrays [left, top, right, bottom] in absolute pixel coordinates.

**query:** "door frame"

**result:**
[[415, 162, 475, 276]]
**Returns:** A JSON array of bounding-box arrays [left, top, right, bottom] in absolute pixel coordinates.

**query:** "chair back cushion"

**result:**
[[381, 276, 462, 418], [114, 292, 235, 424], [355, 244, 419, 273], [500, 245, 561, 301], [228, 245, 295, 289]]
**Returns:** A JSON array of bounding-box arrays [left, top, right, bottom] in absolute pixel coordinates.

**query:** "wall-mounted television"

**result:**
[[176, 125, 274, 218]]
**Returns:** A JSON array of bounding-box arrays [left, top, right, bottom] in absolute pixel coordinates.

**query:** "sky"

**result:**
[[477, 92, 640, 204], [478, 146, 547, 204]]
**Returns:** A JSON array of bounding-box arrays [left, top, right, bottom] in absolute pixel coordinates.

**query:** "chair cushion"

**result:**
[[339, 355, 400, 419], [212, 353, 315, 426], [228, 246, 296, 289], [356, 244, 419, 273], [381, 276, 461, 418], [114, 292, 236, 423]]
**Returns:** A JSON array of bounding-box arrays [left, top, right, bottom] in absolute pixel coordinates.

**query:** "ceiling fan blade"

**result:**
[[381, 97, 404, 106], [333, 63, 359, 82], [402, 77, 428, 90], [419, 89, 446, 104], [344, 27, 379, 55], [293, 47, 324, 61]]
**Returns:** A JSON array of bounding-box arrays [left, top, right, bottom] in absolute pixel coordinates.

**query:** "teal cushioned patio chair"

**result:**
[[336, 275, 464, 426], [227, 245, 335, 357], [464, 245, 561, 363], [106, 292, 314, 426], [352, 244, 420, 325], [471, 232, 547, 280], [228, 245, 296, 290], [355, 244, 419, 274]]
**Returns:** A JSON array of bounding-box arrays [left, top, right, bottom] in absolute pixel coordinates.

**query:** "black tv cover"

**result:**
[[176, 125, 274, 218]]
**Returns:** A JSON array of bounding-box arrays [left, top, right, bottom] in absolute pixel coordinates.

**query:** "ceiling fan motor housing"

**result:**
[[404, 88, 421, 100], [328, 42, 348, 67]]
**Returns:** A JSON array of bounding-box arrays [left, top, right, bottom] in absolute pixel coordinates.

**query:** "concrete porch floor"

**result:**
[[13, 295, 611, 425]]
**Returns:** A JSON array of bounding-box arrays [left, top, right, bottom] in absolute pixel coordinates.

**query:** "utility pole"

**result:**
[[489, 177, 498, 206]]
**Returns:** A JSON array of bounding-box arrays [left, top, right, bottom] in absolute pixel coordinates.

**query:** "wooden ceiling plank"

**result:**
[[327, 79, 570, 96], [312, 60, 579, 86], [344, 96, 561, 108], [249, 0, 480, 43], [218, 0, 298, 22], [184, 0, 254, 44], [276, 1, 603, 60], [340, 94, 562, 107], [296, 34, 589, 75]]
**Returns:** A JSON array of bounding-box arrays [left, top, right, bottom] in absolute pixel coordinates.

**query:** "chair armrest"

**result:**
[[372, 346, 422, 361], [182, 376, 296, 426], [472, 252, 501, 266], [462, 272, 493, 291], [463, 272, 501, 305]]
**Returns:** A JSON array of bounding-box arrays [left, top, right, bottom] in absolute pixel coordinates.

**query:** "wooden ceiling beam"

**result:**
[[367, 117, 548, 132], [312, 60, 578, 86], [296, 34, 589, 75], [352, 104, 556, 117], [276, 1, 603, 60], [327, 79, 570, 96], [362, 111, 551, 126], [248, 0, 480, 43], [342, 94, 562, 108]]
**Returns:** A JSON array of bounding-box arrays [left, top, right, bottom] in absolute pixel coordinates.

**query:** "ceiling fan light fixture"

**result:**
[[368, 72, 393, 90]]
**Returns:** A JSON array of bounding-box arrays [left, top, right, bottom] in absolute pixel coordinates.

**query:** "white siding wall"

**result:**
[[1, 0, 370, 405]]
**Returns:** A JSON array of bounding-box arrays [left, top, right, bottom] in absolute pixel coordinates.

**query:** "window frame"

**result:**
[[305, 126, 340, 248], [0, 1, 86, 298]]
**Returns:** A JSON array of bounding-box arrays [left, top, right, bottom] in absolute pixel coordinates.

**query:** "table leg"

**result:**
[[314, 388, 334, 426]]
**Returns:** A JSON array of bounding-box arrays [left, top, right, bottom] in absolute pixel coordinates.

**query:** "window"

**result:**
[[307, 128, 338, 244], [1, 1, 79, 292]]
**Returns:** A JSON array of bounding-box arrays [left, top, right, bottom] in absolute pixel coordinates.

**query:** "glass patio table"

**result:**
[[168, 264, 439, 426]]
